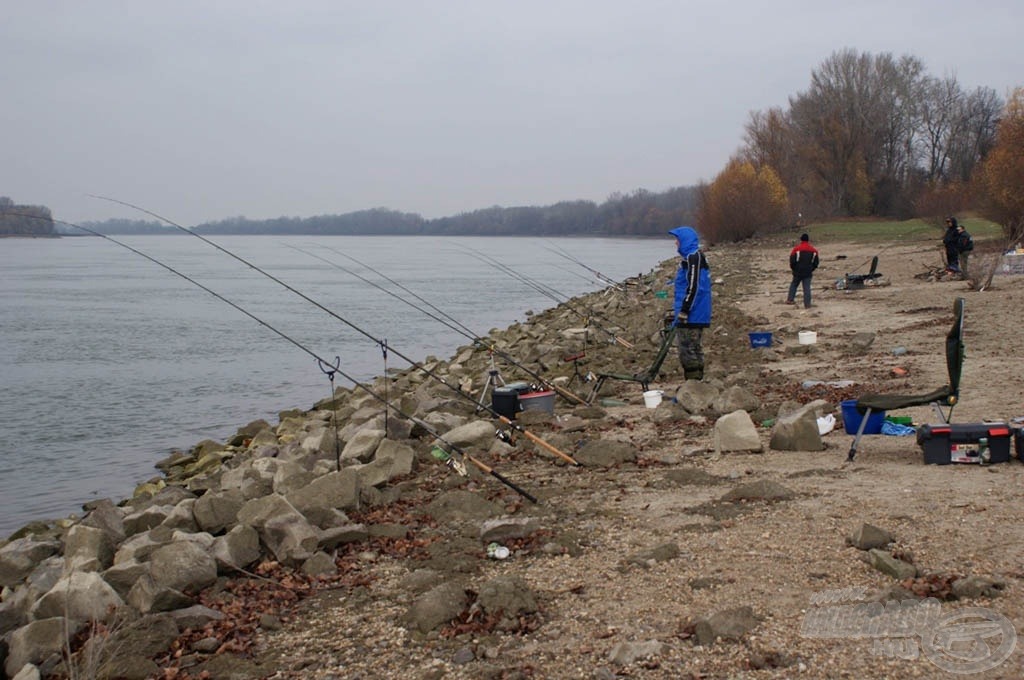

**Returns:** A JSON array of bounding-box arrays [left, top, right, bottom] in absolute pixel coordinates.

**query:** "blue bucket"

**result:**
[[748, 332, 773, 348], [841, 399, 886, 435]]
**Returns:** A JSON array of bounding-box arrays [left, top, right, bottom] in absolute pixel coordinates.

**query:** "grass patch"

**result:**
[[807, 217, 1003, 244]]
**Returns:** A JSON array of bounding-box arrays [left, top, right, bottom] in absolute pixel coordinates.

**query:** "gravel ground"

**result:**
[[246, 234, 1024, 680]]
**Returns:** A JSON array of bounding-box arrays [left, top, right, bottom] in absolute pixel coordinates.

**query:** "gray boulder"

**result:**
[[0, 538, 61, 588], [127, 574, 194, 613], [695, 606, 759, 645], [341, 428, 386, 463], [211, 525, 262, 570], [713, 410, 763, 454], [31, 572, 124, 622], [192, 489, 245, 534], [403, 581, 469, 633], [262, 514, 320, 565], [713, 386, 761, 414], [63, 525, 115, 573], [148, 541, 217, 594], [769, 401, 825, 451], [4, 618, 69, 679]]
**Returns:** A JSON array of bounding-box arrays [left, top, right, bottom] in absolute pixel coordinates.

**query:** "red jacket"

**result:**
[[789, 241, 820, 277]]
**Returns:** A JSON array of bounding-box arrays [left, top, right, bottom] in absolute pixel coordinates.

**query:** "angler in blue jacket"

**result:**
[[668, 226, 712, 380]]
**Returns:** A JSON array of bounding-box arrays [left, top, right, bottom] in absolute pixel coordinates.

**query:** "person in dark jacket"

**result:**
[[668, 226, 712, 380], [786, 233, 820, 308], [955, 222, 973, 276], [942, 217, 961, 273]]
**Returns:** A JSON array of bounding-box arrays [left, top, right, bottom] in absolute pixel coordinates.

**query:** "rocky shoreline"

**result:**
[[2, 235, 1020, 679]]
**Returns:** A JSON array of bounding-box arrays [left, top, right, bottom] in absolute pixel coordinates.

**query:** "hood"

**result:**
[[669, 226, 700, 257]]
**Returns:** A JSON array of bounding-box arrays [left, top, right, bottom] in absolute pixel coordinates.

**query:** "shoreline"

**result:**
[[5, 236, 1024, 679]]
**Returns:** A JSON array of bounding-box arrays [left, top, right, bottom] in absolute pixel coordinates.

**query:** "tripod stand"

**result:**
[[475, 356, 506, 413]]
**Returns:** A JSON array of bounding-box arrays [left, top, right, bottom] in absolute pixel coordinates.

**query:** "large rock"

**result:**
[[868, 549, 917, 580], [355, 440, 416, 488], [674, 381, 720, 414], [0, 538, 61, 588], [192, 489, 245, 534], [713, 410, 763, 454], [31, 572, 124, 622], [430, 420, 497, 453], [262, 514, 320, 565], [4, 618, 68, 679], [79, 500, 127, 545], [695, 606, 759, 645], [148, 541, 218, 594], [847, 523, 893, 551], [211, 525, 262, 570], [768, 400, 826, 451], [403, 581, 469, 633], [127, 574, 194, 613], [286, 470, 361, 519], [713, 386, 761, 414], [341, 428, 386, 463], [63, 525, 115, 573]]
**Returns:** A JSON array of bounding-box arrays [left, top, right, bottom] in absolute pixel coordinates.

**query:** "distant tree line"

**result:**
[[191, 190, 699, 237], [0, 197, 54, 236]]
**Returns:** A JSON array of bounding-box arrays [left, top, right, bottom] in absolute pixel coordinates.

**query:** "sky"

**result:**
[[2, 1, 1021, 227]]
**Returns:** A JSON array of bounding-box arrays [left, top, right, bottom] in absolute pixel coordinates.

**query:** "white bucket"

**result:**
[[798, 330, 817, 345], [643, 390, 663, 408]]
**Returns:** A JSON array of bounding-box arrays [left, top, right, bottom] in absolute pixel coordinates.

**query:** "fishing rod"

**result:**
[[292, 243, 590, 406], [278, 243, 585, 462], [88, 196, 581, 466], [543, 242, 625, 291], [24, 212, 538, 502], [457, 243, 635, 349]]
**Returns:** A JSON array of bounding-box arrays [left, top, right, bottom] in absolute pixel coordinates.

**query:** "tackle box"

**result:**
[[916, 422, 1012, 465], [491, 383, 534, 419]]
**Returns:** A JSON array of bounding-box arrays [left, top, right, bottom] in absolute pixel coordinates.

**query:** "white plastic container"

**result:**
[[642, 390, 663, 408], [798, 330, 817, 345]]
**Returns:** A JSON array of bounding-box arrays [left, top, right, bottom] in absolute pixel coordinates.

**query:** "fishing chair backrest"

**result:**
[[847, 297, 964, 460], [845, 255, 882, 286], [586, 325, 678, 402]]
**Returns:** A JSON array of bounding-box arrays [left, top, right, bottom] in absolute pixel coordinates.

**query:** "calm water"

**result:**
[[0, 234, 669, 536]]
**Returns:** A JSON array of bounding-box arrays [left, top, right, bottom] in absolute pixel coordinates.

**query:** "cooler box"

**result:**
[[1015, 427, 1024, 460], [916, 423, 1012, 465]]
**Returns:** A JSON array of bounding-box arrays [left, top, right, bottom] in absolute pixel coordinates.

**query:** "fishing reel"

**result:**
[[495, 428, 514, 444]]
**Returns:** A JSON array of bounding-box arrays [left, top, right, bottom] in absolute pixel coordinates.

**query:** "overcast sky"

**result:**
[[2, 1, 1021, 226]]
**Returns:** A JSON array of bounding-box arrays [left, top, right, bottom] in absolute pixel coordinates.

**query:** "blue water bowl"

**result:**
[[749, 331, 773, 348]]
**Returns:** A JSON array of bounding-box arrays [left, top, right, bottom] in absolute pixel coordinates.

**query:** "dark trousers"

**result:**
[[676, 327, 704, 380], [787, 275, 812, 308], [945, 246, 960, 271]]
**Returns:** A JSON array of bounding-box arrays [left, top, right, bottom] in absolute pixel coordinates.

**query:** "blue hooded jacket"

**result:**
[[668, 226, 711, 327]]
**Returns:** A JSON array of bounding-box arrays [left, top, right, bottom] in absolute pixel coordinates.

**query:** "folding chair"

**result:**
[[846, 297, 965, 461], [586, 321, 678, 403], [837, 255, 883, 290]]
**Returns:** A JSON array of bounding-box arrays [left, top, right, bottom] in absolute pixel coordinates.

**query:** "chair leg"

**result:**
[[847, 407, 873, 461]]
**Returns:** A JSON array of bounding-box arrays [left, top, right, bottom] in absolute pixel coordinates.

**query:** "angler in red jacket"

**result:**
[[786, 233, 820, 309]]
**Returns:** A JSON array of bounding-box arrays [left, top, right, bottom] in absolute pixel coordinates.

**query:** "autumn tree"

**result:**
[[975, 87, 1024, 244], [697, 159, 789, 243]]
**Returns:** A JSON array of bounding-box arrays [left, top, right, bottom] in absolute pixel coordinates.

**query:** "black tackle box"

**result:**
[[917, 422, 1013, 465], [491, 382, 533, 419]]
